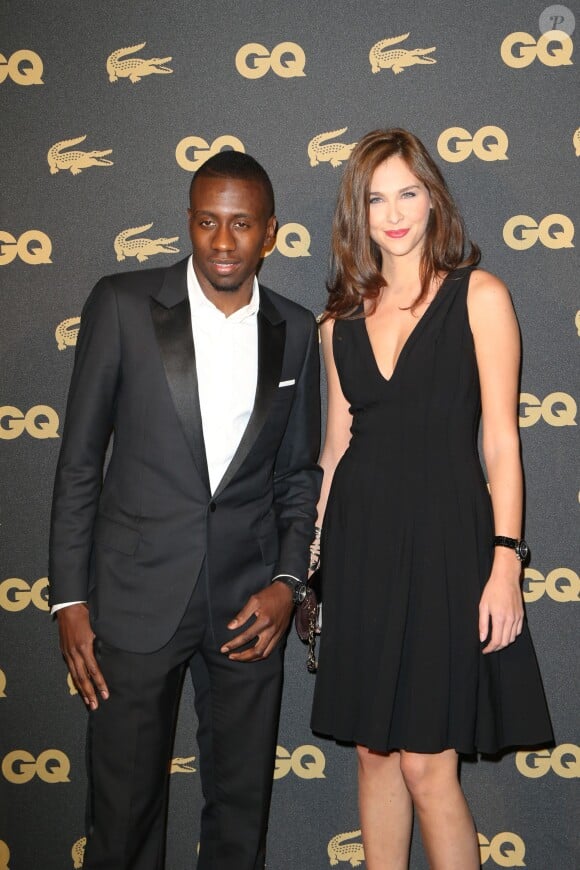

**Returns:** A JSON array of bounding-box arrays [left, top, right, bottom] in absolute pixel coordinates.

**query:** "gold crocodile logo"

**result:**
[[170, 755, 197, 774], [328, 830, 365, 866], [47, 136, 113, 175], [55, 316, 81, 350], [71, 837, 86, 868], [574, 127, 580, 157], [308, 128, 357, 168], [369, 33, 436, 74], [107, 42, 173, 83], [114, 224, 179, 262]]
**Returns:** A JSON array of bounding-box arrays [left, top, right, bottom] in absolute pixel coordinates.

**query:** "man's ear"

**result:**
[[263, 215, 278, 254]]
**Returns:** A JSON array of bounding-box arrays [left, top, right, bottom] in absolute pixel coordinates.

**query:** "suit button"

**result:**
[[209, 502, 217, 513]]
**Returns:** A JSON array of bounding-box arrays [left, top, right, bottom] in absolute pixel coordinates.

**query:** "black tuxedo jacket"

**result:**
[[49, 257, 321, 653]]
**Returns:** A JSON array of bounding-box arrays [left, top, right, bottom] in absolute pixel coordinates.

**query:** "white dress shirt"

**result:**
[[187, 256, 258, 494]]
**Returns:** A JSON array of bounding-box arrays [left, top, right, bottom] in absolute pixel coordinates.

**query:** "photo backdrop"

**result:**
[[1, 1, 578, 868]]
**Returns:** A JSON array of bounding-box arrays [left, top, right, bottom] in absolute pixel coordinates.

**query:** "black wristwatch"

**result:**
[[273, 576, 308, 604], [493, 536, 529, 562]]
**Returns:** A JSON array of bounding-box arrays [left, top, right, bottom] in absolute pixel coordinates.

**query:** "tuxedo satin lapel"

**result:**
[[150, 269, 210, 493], [213, 303, 285, 499]]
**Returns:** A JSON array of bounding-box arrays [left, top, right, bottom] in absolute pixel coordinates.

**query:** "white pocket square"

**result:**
[[278, 379, 295, 387]]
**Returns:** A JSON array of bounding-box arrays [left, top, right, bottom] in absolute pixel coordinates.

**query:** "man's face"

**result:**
[[188, 175, 276, 303]]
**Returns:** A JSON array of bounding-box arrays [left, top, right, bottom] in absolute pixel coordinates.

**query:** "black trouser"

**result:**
[[83, 578, 284, 870]]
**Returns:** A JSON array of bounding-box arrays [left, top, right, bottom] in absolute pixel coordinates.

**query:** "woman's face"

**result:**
[[368, 156, 432, 265]]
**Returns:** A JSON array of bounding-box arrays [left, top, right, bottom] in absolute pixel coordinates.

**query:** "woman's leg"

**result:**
[[357, 746, 413, 870], [399, 749, 479, 870]]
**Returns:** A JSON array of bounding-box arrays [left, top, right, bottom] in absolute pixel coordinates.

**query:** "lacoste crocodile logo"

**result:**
[[71, 836, 86, 868], [55, 316, 81, 350], [328, 830, 365, 866], [114, 224, 180, 262], [369, 33, 436, 74], [47, 136, 113, 175], [170, 755, 197, 774], [308, 128, 357, 168], [107, 42, 173, 83]]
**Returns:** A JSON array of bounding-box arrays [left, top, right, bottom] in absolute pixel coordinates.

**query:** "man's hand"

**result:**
[[220, 581, 294, 662], [57, 603, 109, 709]]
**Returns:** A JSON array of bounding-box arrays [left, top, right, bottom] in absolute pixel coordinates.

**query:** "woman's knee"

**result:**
[[356, 745, 400, 776], [399, 750, 458, 800]]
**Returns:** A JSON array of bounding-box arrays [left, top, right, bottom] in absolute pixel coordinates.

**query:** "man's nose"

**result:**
[[212, 223, 235, 250]]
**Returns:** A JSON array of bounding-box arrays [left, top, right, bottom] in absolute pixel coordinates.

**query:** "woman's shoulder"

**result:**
[[466, 268, 512, 311]]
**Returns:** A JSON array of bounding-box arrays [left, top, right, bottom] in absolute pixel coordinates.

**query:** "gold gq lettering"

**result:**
[[235, 42, 305, 79], [516, 744, 580, 778], [176, 135, 245, 171], [2, 750, 71, 783], [437, 127, 508, 162], [503, 215, 574, 250], [519, 392, 577, 427], [524, 568, 579, 602], [0, 578, 50, 612], [0, 231, 52, 265], [0, 840, 9, 870], [264, 223, 311, 258], [501, 31, 573, 68], [71, 838, 86, 869], [274, 745, 326, 779], [0, 406, 60, 439], [0, 50, 43, 84], [478, 832, 526, 867], [0, 668, 6, 698]]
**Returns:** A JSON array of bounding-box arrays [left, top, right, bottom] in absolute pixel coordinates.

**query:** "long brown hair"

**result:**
[[324, 128, 480, 320]]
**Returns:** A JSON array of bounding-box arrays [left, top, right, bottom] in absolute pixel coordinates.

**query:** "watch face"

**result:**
[[294, 584, 308, 604], [515, 539, 529, 561]]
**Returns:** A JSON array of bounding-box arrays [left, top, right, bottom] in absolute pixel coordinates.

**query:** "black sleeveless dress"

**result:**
[[311, 269, 553, 754]]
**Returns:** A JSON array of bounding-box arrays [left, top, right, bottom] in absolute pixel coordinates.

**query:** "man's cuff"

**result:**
[[271, 574, 301, 586], [51, 600, 86, 616]]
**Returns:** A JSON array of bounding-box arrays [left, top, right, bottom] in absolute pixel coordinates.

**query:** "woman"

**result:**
[[310, 129, 553, 869]]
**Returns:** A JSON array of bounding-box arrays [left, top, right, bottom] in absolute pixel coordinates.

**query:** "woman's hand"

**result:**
[[479, 550, 524, 654]]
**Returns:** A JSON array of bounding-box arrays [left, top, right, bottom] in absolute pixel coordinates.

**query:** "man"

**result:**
[[49, 151, 321, 870]]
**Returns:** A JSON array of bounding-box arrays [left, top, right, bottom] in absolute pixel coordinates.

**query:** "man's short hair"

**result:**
[[189, 151, 275, 216]]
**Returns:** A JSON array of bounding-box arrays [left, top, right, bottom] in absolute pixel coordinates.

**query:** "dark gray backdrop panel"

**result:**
[[1, 1, 578, 868]]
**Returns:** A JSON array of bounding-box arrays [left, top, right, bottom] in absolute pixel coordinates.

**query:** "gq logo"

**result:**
[[235, 42, 305, 79], [519, 392, 577, 427], [478, 832, 526, 867], [176, 135, 245, 171], [516, 744, 580, 778], [274, 744, 326, 779], [503, 214, 574, 250], [0, 578, 49, 612], [264, 223, 311, 258], [437, 126, 508, 162], [0, 230, 52, 264], [0, 668, 6, 698], [0, 50, 44, 84], [0, 406, 60, 439], [501, 30, 573, 67], [524, 567, 579, 602], [2, 749, 71, 783], [0, 840, 9, 870]]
